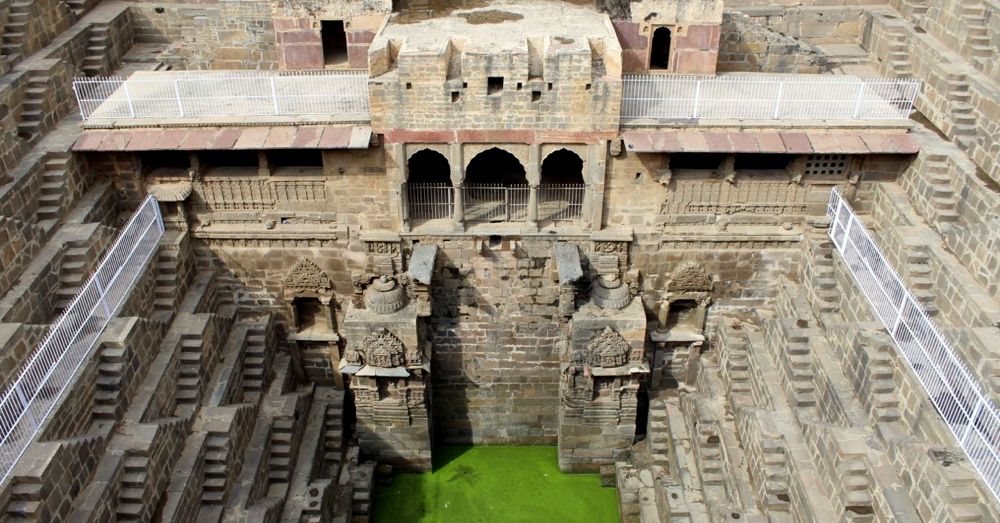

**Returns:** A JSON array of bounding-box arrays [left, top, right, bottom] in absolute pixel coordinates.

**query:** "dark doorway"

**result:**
[[464, 148, 527, 186], [407, 149, 453, 221], [650, 27, 672, 70], [540, 148, 585, 185], [321, 20, 348, 67], [408, 149, 452, 185]]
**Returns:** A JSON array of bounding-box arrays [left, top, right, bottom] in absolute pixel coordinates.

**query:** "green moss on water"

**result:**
[[372, 446, 619, 523]]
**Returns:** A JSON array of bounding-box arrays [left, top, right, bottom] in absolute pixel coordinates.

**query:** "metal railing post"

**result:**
[[72, 82, 87, 120], [851, 82, 866, 119], [173, 80, 185, 117], [693, 80, 702, 119], [773, 81, 784, 119], [270, 77, 280, 115], [122, 80, 136, 118]]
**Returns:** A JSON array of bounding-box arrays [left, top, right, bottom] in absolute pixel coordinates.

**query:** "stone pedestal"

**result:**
[[341, 286, 432, 471], [559, 298, 648, 472]]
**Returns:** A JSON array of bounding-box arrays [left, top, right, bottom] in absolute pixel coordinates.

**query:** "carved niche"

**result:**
[[587, 327, 631, 368], [362, 328, 405, 368], [667, 262, 713, 293], [284, 258, 333, 296]]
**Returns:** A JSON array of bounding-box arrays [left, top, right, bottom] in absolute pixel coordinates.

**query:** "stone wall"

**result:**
[[718, 11, 830, 73], [426, 237, 566, 444]]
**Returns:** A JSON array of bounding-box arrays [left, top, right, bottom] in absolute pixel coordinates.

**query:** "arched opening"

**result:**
[[540, 149, 586, 221], [464, 147, 528, 186], [650, 27, 672, 70], [407, 149, 453, 222], [464, 148, 529, 222]]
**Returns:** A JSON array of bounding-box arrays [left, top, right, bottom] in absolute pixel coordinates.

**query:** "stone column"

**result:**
[[588, 141, 608, 230], [257, 151, 271, 177], [453, 183, 465, 231], [450, 143, 464, 232], [527, 183, 539, 226], [400, 182, 411, 232]]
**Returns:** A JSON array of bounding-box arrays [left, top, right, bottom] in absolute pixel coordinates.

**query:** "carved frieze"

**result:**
[[587, 327, 630, 368], [668, 262, 713, 293], [284, 258, 333, 296], [362, 328, 405, 368]]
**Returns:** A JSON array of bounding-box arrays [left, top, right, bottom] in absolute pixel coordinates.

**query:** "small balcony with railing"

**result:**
[[620, 74, 920, 126], [402, 148, 590, 234], [73, 70, 371, 126]]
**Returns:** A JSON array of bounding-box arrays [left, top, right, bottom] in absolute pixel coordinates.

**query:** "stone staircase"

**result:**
[[175, 333, 206, 410], [242, 324, 269, 402], [914, 151, 961, 228], [93, 344, 126, 420], [155, 247, 181, 313], [958, 0, 993, 68], [268, 418, 295, 491], [117, 453, 149, 520], [34, 154, 70, 232], [53, 245, 91, 314], [18, 73, 51, 144], [202, 433, 231, 505], [882, 24, 913, 76], [82, 24, 110, 77], [646, 399, 671, 465], [0, 1, 30, 65], [943, 72, 978, 148], [322, 394, 345, 478]]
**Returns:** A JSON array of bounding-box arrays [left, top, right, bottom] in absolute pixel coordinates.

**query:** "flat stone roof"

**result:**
[[375, 1, 616, 55]]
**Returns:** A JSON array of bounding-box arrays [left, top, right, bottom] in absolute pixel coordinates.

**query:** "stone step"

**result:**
[[10, 482, 41, 501]]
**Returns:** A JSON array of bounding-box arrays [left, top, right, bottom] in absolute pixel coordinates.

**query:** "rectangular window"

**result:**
[[321, 20, 348, 67], [487, 77, 504, 95], [670, 153, 725, 170], [804, 154, 849, 176]]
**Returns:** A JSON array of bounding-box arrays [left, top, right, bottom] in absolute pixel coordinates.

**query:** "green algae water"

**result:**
[[372, 446, 620, 523]]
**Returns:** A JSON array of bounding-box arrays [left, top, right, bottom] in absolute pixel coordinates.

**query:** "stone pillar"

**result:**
[[257, 151, 271, 177], [588, 141, 608, 230], [400, 182, 411, 232], [450, 143, 464, 231], [452, 184, 465, 231], [528, 183, 539, 226]]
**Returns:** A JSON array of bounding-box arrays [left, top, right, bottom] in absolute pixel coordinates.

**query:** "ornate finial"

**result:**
[[364, 276, 407, 314], [591, 273, 632, 309]]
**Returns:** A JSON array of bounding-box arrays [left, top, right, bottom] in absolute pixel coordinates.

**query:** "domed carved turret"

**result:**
[[591, 273, 632, 310], [364, 275, 407, 314]]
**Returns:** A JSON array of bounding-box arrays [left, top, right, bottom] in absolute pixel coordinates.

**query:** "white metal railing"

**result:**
[[464, 185, 530, 222], [73, 70, 370, 120], [539, 184, 585, 222], [622, 75, 919, 122], [0, 196, 164, 485], [827, 188, 999, 502]]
